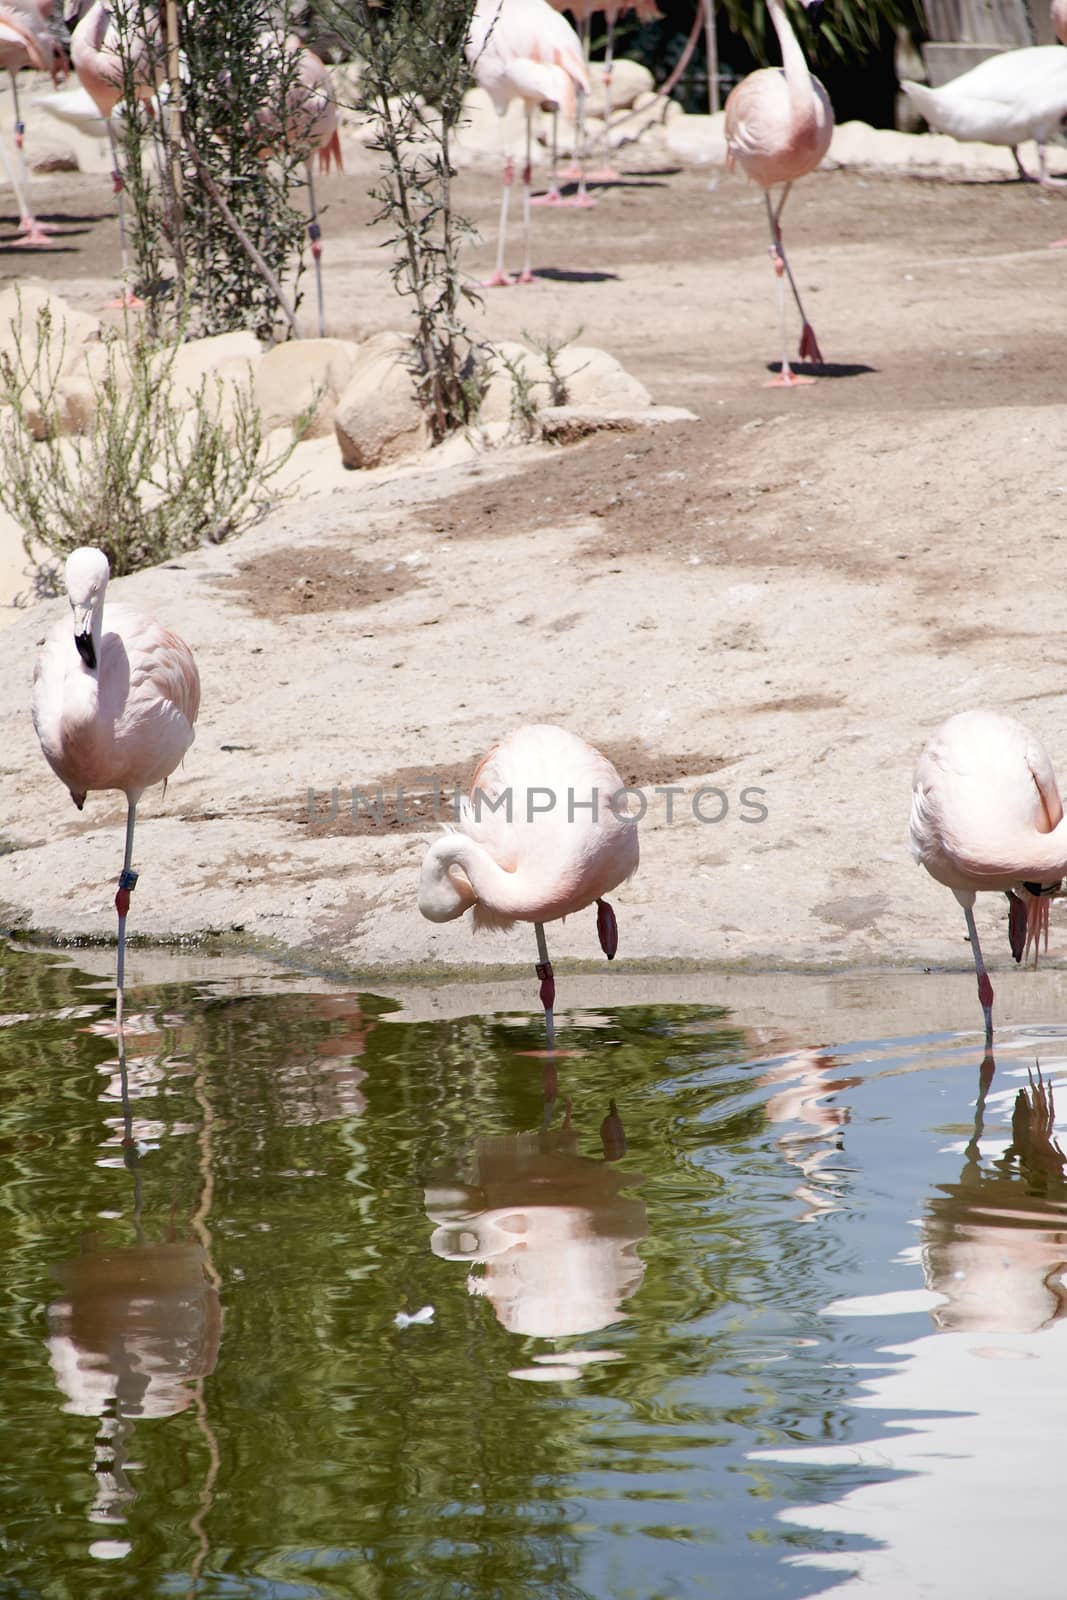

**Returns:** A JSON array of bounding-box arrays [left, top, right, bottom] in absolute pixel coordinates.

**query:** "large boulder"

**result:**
[[253, 338, 363, 438], [550, 345, 651, 409], [333, 331, 429, 469], [586, 59, 655, 117], [479, 341, 553, 426]]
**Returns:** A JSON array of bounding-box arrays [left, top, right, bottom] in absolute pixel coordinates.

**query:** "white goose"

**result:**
[[901, 0, 1067, 186]]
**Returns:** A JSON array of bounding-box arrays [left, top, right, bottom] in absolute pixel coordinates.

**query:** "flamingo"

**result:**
[[724, 0, 833, 387], [68, 0, 164, 301], [466, 0, 590, 285], [418, 723, 639, 1046], [0, 0, 62, 243], [32, 547, 200, 1027], [901, 0, 1067, 190], [547, 0, 660, 187], [252, 34, 342, 337], [910, 710, 1067, 1045]]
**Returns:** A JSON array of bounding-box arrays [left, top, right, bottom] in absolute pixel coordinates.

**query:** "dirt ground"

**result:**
[[3, 132, 1067, 998]]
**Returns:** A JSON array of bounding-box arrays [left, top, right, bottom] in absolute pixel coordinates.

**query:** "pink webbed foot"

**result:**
[[105, 289, 146, 309], [513, 267, 536, 285], [558, 191, 598, 209], [530, 188, 564, 207], [13, 221, 53, 247], [480, 269, 515, 288], [1050, 238, 1067, 249], [765, 369, 817, 389]]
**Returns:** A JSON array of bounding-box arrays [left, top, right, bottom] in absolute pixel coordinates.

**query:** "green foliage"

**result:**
[[318, 0, 485, 440], [113, 0, 311, 340], [0, 305, 309, 588], [716, 0, 923, 62]]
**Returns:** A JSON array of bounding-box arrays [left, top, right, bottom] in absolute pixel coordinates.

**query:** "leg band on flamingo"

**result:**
[[115, 867, 139, 918], [536, 959, 556, 1012]]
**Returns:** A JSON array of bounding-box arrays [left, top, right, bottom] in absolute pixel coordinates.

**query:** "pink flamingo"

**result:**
[[0, 0, 61, 243], [910, 710, 1067, 1045], [253, 34, 343, 337], [547, 0, 660, 187], [69, 0, 163, 301], [724, 0, 833, 386], [32, 547, 200, 1026], [418, 723, 639, 1046], [466, 0, 590, 285]]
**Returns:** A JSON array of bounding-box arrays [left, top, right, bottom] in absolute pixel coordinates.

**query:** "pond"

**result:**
[[1, 943, 1065, 1599]]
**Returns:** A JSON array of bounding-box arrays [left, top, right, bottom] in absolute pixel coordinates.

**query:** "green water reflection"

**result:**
[[0, 946, 900, 1600]]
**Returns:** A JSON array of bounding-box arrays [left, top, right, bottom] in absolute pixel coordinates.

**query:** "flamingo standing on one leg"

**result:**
[[68, 0, 164, 303], [32, 547, 200, 1028], [418, 724, 639, 1048], [724, 0, 833, 387], [910, 710, 1067, 1046], [0, 0, 62, 243], [466, 0, 590, 285], [549, 0, 660, 186]]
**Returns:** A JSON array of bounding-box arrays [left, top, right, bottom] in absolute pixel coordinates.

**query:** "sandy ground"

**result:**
[[2, 105, 1067, 995]]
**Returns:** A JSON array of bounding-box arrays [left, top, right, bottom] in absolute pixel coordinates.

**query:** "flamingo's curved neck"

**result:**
[[768, 0, 817, 134], [422, 833, 528, 920]]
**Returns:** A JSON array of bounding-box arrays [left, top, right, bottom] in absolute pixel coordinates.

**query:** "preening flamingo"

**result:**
[[32, 548, 200, 1027], [724, 0, 833, 387], [418, 723, 639, 1046], [0, 0, 62, 243], [910, 710, 1067, 1044], [466, 0, 590, 285], [68, 0, 164, 300], [901, 0, 1067, 189]]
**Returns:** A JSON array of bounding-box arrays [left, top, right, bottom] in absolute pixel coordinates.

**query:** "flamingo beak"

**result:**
[[75, 630, 96, 670], [806, 0, 825, 25]]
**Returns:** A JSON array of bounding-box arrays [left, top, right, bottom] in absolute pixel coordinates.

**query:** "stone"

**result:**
[[550, 346, 651, 409], [333, 331, 429, 469], [253, 338, 363, 438], [585, 59, 655, 117]]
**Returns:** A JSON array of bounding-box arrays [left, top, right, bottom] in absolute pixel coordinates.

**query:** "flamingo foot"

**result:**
[[480, 269, 515, 288], [1050, 238, 1067, 249], [558, 191, 598, 209], [13, 222, 53, 247], [765, 369, 817, 388], [105, 289, 145, 309], [513, 267, 536, 285], [530, 188, 564, 206], [596, 898, 619, 960], [558, 163, 582, 182], [798, 322, 824, 365]]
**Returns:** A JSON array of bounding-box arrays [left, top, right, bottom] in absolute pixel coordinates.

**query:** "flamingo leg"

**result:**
[[531, 108, 562, 205], [9, 71, 52, 243], [515, 109, 534, 284], [104, 121, 144, 309], [534, 919, 556, 1050], [305, 158, 326, 336], [114, 799, 139, 1032], [588, 14, 621, 181], [763, 186, 819, 387], [483, 154, 514, 287], [962, 902, 994, 1045]]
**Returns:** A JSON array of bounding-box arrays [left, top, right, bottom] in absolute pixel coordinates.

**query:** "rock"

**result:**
[[479, 342, 553, 426], [333, 331, 429, 469], [253, 338, 363, 438], [586, 59, 655, 116], [664, 110, 728, 165], [550, 346, 651, 409], [163, 331, 263, 403]]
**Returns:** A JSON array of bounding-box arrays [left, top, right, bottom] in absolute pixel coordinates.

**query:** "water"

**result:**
[[2, 944, 1067, 1599]]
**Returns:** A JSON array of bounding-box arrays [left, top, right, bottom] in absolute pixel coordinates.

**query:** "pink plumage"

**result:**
[[419, 724, 639, 1045], [910, 709, 1067, 1042], [724, 0, 833, 386]]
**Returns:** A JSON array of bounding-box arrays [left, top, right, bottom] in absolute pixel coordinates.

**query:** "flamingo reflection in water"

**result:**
[[921, 1061, 1067, 1335], [426, 1098, 646, 1345], [757, 1046, 861, 1223]]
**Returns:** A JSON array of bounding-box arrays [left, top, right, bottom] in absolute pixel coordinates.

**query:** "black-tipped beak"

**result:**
[[806, 0, 825, 28], [75, 631, 97, 670]]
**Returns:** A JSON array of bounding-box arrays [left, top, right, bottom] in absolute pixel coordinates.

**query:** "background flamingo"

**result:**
[[253, 33, 342, 337], [548, 0, 660, 185], [68, 0, 164, 299], [910, 709, 1067, 1044], [901, 0, 1067, 190], [466, 0, 590, 284], [0, 0, 61, 243], [724, 0, 833, 386], [418, 723, 639, 1046], [32, 547, 200, 1027]]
